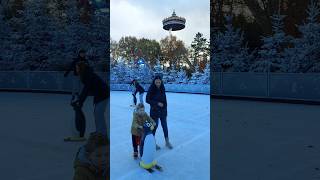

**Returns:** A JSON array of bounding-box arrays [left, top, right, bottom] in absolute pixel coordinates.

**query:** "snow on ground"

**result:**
[[110, 91, 210, 180], [212, 99, 320, 180], [0, 92, 97, 180]]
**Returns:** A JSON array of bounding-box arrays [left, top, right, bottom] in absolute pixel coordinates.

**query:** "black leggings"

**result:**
[[152, 116, 169, 138], [75, 107, 86, 137]]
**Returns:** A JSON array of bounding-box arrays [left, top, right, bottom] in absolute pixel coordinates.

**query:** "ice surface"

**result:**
[[110, 91, 210, 180], [212, 98, 320, 180], [0, 92, 96, 180]]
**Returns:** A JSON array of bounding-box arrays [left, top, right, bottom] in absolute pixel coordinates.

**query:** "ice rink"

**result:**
[[2, 91, 318, 180], [110, 91, 210, 180], [0, 92, 97, 180], [212, 99, 320, 180]]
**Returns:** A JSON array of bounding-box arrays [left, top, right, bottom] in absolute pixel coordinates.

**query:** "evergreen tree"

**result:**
[[188, 65, 203, 84], [201, 63, 210, 84], [212, 15, 252, 72], [153, 58, 163, 77], [190, 32, 209, 69], [176, 67, 188, 84], [284, 0, 320, 72], [251, 13, 292, 72]]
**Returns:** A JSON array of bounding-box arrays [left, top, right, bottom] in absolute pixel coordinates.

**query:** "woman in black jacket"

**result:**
[[146, 76, 173, 149], [75, 62, 109, 139]]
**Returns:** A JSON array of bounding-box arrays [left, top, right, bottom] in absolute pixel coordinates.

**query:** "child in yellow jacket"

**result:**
[[131, 103, 156, 159]]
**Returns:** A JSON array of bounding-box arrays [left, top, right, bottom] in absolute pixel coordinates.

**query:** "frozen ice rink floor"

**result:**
[[2, 91, 318, 180], [0, 92, 97, 180], [212, 99, 320, 180], [110, 91, 210, 180]]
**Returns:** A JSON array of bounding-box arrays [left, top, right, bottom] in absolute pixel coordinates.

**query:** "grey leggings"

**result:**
[[94, 99, 108, 138]]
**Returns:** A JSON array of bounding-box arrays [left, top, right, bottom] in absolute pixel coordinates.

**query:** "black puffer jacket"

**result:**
[[78, 69, 108, 105], [134, 82, 145, 95], [146, 79, 167, 118]]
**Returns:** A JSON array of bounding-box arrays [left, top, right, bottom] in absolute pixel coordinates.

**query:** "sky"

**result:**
[[110, 0, 210, 47]]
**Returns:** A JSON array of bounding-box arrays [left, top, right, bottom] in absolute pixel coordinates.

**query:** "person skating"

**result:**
[[63, 49, 91, 141], [73, 132, 109, 180], [130, 79, 145, 107], [131, 103, 156, 159], [146, 76, 173, 150], [74, 62, 109, 138]]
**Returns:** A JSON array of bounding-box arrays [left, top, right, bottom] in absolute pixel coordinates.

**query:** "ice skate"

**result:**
[[64, 136, 86, 142], [165, 138, 173, 149], [133, 151, 139, 159]]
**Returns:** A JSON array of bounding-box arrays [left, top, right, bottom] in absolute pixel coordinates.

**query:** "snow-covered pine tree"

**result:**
[[251, 13, 292, 72], [188, 65, 203, 84], [166, 66, 177, 84], [191, 32, 209, 68], [284, 0, 320, 72], [22, 0, 60, 70], [0, 6, 13, 70], [85, 3, 109, 72], [115, 60, 127, 83], [153, 58, 163, 77], [137, 61, 153, 84], [201, 63, 210, 84], [176, 68, 188, 84], [0, 1, 27, 70], [212, 15, 252, 72]]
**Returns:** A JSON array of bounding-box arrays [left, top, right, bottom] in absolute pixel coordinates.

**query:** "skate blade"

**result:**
[[64, 137, 86, 142]]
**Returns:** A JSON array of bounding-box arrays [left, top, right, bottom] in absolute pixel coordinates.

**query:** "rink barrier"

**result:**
[[110, 84, 210, 94], [212, 72, 320, 103], [1, 71, 319, 102], [0, 71, 107, 93], [0, 71, 209, 95]]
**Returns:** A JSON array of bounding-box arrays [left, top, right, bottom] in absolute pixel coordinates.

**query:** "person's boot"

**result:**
[[133, 152, 138, 159], [165, 137, 173, 149]]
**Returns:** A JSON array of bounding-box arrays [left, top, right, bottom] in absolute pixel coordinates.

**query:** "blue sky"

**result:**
[[110, 0, 210, 46]]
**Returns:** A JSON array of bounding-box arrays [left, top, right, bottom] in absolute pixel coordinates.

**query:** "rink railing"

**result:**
[[212, 72, 320, 102], [0, 71, 107, 93], [110, 84, 210, 94], [1, 71, 319, 101], [0, 71, 210, 94]]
